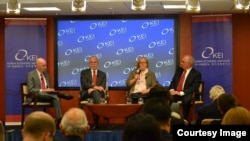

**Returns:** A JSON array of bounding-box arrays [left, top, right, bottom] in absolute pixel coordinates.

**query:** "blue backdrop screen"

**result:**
[[55, 16, 178, 89]]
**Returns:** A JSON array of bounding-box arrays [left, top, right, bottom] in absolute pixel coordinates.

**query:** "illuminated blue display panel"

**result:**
[[55, 15, 178, 89]]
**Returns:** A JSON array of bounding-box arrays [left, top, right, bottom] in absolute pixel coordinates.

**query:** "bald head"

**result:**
[[22, 111, 56, 141], [60, 108, 89, 138], [181, 55, 195, 70], [36, 58, 47, 73]]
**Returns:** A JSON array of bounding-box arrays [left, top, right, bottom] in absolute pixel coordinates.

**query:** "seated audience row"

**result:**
[[195, 84, 248, 125], [23, 85, 250, 141], [22, 108, 89, 141], [221, 106, 250, 125], [195, 85, 226, 124]]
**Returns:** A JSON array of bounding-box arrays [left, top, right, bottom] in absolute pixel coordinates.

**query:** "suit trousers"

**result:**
[[36, 93, 62, 120], [90, 90, 104, 104], [173, 94, 192, 120], [130, 93, 148, 104]]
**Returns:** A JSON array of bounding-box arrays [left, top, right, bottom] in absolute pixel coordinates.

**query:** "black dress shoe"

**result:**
[[57, 93, 74, 100], [91, 125, 99, 130]]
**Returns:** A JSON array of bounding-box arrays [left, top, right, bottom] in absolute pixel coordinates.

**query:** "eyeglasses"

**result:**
[[181, 60, 189, 64], [90, 61, 98, 64]]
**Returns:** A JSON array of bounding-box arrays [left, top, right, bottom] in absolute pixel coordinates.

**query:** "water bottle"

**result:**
[[126, 97, 132, 104], [138, 97, 144, 104], [105, 82, 109, 104]]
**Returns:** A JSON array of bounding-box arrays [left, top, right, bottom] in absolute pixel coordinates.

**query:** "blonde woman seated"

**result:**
[[126, 57, 157, 104], [195, 85, 225, 124], [222, 106, 250, 125]]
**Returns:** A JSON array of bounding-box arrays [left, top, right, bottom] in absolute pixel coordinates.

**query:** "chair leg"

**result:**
[[21, 108, 25, 128], [191, 104, 199, 124], [34, 106, 37, 111]]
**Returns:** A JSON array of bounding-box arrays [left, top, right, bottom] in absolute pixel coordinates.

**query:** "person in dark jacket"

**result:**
[[169, 55, 202, 120], [143, 98, 173, 141], [195, 85, 225, 124], [59, 107, 89, 141]]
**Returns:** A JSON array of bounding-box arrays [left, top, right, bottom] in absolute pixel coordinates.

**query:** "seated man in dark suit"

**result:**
[[80, 56, 107, 104], [27, 57, 62, 125], [169, 55, 202, 120], [80, 56, 106, 129]]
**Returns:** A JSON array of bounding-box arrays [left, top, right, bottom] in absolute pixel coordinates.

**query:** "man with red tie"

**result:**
[[80, 56, 106, 129], [169, 55, 202, 120], [80, 56, 107, 104], [27, 57, 62, 125]]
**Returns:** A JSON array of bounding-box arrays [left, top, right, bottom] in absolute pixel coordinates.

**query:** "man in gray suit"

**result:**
[[27, 57, 62, 124]]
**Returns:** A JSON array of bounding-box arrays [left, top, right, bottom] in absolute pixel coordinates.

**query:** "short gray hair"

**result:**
[[209, 85, 225, 101], [61, 108, 88, 137]]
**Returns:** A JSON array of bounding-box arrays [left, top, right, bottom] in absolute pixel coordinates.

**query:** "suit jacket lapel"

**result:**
[[186, 68, 194, 80], [44, 72, 50, 88], [88, 69, 92, 81]]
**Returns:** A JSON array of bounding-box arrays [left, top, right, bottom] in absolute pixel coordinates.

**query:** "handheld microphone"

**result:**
[[136, 69, 141, 74]]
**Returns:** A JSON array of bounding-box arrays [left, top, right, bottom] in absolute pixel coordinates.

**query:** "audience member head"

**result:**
[[122, 113, 161, 141], [36, 57, 47, 73], [147, 83, 173, 104], [22, 111, 56, 141], [180, 55, 195, 70], [217, 93, 237, 115], [221, 106, 250, 125], [209, 85, 225, 101], [142, 98, 171, 133], [60, 107, 89, 138], [89, 56, 99, 70], [136, 57, 149, 70]]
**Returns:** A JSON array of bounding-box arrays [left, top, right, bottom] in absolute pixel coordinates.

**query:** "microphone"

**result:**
[[136, 69, 141, 74]]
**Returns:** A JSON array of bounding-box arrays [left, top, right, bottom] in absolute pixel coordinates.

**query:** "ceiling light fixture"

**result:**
[[72, 0, 86, 12], [6, 0, 21, 15], [234, 0, 250, 10], [185, 0, 200, 13], [131, 0, 146, 11]]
